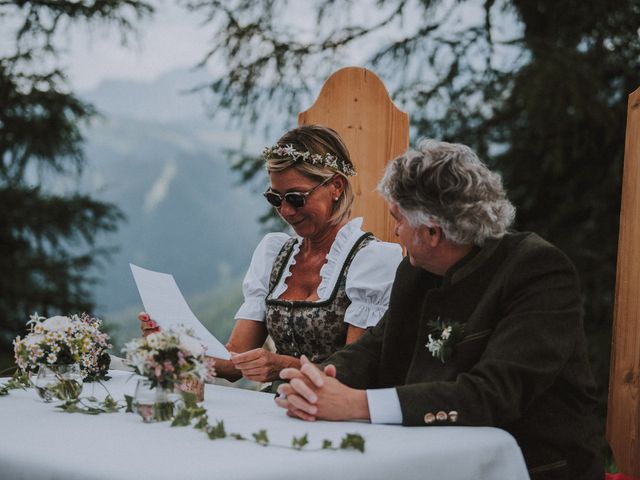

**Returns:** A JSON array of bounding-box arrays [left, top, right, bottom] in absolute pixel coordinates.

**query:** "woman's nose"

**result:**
[[279, 201, 296, 217]]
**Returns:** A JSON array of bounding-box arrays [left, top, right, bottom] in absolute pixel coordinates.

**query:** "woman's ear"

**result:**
[[330, 175, 346, 198]]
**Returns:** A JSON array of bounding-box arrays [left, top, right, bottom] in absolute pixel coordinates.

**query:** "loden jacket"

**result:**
[[324, 232, 603, 480]]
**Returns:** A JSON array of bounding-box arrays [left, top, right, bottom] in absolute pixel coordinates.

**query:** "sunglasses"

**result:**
[[263, 177, 332, 209]]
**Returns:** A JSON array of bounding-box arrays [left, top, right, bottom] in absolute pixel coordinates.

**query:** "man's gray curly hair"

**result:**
[[378, 139, 516, 246]]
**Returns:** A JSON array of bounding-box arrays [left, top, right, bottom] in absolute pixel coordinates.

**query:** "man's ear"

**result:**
[[426, 226, 442, 247]]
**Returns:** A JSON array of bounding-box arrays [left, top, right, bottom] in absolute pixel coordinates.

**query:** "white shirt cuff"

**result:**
[[366, 388, 403, 424]]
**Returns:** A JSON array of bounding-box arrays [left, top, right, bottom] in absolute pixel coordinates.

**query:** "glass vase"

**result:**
[[34, 364, 83, 402], [133, 379, 183, 423]]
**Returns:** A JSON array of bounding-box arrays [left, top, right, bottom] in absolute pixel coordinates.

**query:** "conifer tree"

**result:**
[[0, 1, 152, 353]]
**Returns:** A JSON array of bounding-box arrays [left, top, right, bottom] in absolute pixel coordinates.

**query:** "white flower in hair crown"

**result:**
[[262, 144, 357, 177]]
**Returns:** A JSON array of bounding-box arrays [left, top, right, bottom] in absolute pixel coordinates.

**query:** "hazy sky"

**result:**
[[65, 2, 213, 91]]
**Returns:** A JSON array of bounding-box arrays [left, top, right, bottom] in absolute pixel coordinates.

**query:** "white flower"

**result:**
[[426, 335, 444, 356], [146, 332, 162, 349], [179, 334, 204, 357], [441, 326, 453, 341], [24, 334, 45, 347], [127, 352, 148, 374], [42, 316, 73, 332], [122, 338, 141, 353], [194, 359, 210, 381]]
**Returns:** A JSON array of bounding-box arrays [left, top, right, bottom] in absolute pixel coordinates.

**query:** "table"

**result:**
[[0, 371, 529, 480]]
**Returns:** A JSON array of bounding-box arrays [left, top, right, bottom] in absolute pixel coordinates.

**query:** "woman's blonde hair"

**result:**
[[265, 125, 355, 226]]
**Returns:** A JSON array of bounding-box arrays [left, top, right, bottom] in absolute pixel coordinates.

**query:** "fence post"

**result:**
[[607, 86, 640, 477]]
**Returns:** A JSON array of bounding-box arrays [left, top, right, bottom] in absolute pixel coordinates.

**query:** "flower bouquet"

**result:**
[[122, 327, 214, 422], [13, 313, 112, 401]]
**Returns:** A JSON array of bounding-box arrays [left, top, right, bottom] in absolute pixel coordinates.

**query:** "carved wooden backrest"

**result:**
[[607, 86, 640, 477], [298, 67, 409, 243]]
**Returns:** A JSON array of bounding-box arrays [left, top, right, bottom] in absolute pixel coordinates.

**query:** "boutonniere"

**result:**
[[425, 317, 465, 363]]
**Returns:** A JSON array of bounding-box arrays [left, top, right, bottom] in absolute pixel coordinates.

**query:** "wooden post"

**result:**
[[298, 67, 409, 243], [607, 86, 640, 477]]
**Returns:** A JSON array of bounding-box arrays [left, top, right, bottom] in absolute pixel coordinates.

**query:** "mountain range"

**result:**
[[77, 69, 274, 349]]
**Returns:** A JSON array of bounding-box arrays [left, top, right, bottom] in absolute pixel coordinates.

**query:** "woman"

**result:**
[[140, 125, 402, 385]]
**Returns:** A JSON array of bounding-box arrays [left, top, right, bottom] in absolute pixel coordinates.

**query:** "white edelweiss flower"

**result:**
[[426, 335, 443, 355], [46, 353, 57, 364], [42, 316, 73, 332], [179, 334, 204, 357], [441, 326, 453, 341]]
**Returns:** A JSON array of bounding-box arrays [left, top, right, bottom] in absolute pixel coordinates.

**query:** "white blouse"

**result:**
[[234, 218, 403, 328]]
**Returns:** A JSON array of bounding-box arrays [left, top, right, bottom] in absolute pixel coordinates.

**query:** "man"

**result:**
[[275, 139, 603, 480]]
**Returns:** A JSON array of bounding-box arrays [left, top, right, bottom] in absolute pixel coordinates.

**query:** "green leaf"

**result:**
[[252, 429, 269, 446], [171, 409, 192, 427], [180, 390, 198, 408], [321, 439, 333, 450], [124, 394, 134, 413], [292, 433, 309, 450], [57, 400, 104, 415], [230, 433, 245, 441], [102, 395, 121, 412], [0, 369, 34, 396], [194, 415, 209, 431], [340, 433, 365, 453], [208, 420, 227, 440], [190, 407, 207, 418]]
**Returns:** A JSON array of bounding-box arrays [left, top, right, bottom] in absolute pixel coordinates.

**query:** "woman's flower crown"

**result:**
[[262, 144, 357, 177]]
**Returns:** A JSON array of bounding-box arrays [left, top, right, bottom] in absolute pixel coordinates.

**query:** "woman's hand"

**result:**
[[138, 311, 160, 337], [230, 348, 296, 383]]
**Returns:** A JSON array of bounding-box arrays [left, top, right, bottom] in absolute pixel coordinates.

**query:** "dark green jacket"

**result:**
[[324, 232, 602, 480]]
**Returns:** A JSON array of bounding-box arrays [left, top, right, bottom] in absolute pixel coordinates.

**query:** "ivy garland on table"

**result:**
[[0, 375, 365, 453], [0, 369, 32, 395], [122, 391, 366, 453]]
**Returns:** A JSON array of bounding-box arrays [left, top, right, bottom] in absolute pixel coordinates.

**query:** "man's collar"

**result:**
[[441, 237, 502, 286]]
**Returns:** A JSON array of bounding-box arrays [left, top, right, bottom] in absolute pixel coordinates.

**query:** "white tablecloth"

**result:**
[[0, 371, 529, 480]]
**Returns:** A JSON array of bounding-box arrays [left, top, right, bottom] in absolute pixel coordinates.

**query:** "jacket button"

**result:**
[[449, 411, 459, 423], [424, 413, 436, 424], [436, 411, 448, 422]]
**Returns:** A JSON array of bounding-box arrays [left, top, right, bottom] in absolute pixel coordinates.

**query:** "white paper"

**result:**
[[129, 263, 231, 360]]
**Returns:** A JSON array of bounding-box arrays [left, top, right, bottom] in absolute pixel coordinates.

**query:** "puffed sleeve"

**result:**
[[234, 232, 290, 321], [344, 241, 403, 328]]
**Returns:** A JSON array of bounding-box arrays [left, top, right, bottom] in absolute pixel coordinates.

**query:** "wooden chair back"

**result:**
[[298, 67, 409, 243]]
